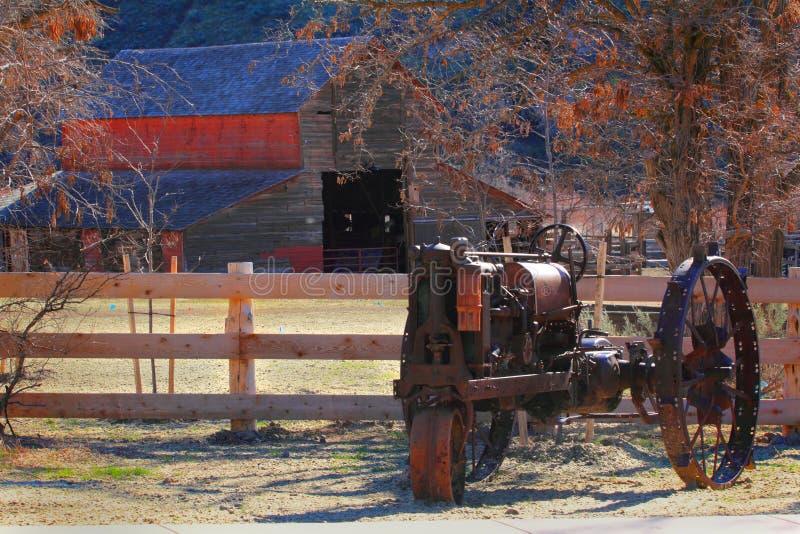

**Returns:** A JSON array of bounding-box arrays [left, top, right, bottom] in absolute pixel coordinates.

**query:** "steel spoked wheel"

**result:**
[[409, 406, 467, 503], [466, 410, 514, 483], [529, 223, 588, 280], [653, 252, 759, 489]]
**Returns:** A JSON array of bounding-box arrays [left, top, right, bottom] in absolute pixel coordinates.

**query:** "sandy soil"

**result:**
[[1, 299, 799, 525], [2, 419, 799, 525]]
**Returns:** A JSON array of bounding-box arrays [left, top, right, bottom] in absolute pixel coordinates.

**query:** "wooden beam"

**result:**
[[0, 333, 239, 359], [748, 338, 800, 366], [784, 267, 800, 435], [577, 275, 668, 302], [7, 393, 403, 420], [0, 272, 409, 300], [123, 254, 142, 394], [586, 241, 608, 443], [747, 276, 800, 304], [7, 393, 796, 426], [3, 333, 797, 365], [169, 255, 178, 394], [0, 271, 798, 303], [227, 262, 256, 432], [577, 275, 800, 304], [603, 398, 800, 426], [240, 334, 401, 360]]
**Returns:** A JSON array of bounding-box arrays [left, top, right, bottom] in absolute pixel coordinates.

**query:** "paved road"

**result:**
[[2, 516, 799, 533]]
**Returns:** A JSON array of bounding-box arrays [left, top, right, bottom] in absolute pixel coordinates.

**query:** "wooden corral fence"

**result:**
[[2, 262, 800, 432]]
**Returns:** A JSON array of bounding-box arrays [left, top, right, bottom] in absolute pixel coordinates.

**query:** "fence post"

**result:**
[[784, 267, 800, 436], [585, 241, 608, 443], [227, 262, 257, 432], [168, 256, 178, 394], [123, 254, 143, 394]]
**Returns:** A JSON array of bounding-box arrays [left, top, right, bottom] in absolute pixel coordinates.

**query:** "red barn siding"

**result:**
[[160, 231, 184, 272], [259, 245, 323, 272], [81, 229, 103, 271], [63, 114, 301, 170]]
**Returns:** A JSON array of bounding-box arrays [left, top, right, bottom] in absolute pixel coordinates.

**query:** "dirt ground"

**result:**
[[1, 299, 799, 525]]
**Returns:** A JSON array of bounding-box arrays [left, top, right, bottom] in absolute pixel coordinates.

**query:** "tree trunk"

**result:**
[[753, 229, 784, 277]]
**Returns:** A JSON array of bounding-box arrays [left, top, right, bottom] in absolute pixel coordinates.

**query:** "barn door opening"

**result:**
[[322, 170, 405, 272]]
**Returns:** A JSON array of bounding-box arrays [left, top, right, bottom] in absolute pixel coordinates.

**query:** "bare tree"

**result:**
[[0, 1, 116, 443], [1, 1, 111, 193], [0, 271, 99, 442]]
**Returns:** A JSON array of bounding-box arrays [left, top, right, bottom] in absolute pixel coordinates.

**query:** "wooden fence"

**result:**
[[3, 263, 800, 430]]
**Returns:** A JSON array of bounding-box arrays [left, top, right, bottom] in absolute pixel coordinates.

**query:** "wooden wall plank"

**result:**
[[183, 171, 324, 273]]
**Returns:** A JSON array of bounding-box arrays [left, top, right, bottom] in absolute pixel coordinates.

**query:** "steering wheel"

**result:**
[[528, 223, 589, 280]]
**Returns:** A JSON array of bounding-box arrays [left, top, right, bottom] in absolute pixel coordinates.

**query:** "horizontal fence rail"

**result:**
[[2, 272, 800, 303], [8, 393, 399, 421], [7, 394, 799, 427], [1, 269, 799, 427], [4, 333, 799, 365]]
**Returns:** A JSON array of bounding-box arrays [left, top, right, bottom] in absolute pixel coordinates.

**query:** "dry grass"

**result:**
[[13, 298, 406, 395]]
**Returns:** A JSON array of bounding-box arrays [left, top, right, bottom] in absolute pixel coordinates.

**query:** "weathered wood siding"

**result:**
[[304, 77, 529, 246], [63, 114, 302, 171], [411, 170, 525, 219], [183, 172, 323, 273], [333, 82, 404, 171], [299, 85, 336, 171]]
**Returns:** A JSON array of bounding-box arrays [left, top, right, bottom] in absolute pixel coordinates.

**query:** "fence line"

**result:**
[[2, 333, 798, 365], [7, 394, 800, 427], [2, 267, 799, 427], [1, 271, 799, 302]]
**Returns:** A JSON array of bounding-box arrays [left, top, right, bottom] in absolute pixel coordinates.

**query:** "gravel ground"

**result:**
[[2, 418, 799, 525], [1, 299, 799, 525]]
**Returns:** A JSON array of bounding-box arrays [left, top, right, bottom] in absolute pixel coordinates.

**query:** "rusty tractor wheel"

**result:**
[[653, 250, 759, 489], [409, 406, 466, 503], [466, 410, 514, 483]]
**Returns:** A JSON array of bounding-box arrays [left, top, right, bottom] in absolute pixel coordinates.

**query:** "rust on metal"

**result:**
[[396, 235, 761, 503]]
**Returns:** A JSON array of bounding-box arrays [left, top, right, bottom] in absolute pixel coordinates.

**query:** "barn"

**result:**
[[0, 38, 536, 273]]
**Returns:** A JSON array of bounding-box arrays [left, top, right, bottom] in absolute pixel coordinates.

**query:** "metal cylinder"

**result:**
[[503, 262, 574, 318]]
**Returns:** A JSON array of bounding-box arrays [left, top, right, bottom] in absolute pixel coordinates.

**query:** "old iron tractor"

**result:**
[[395, 224, 760, 502]]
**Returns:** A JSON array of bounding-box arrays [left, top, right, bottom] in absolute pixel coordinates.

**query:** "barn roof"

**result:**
[[0, 169, 301, 231], [102, 37, 362, 118]]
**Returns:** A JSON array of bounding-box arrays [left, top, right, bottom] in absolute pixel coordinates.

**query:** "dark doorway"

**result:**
[[322, 170, 405, 272]]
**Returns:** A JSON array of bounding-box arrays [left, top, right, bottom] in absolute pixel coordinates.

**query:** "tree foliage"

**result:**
[[302, 0, 800, 270], [566, 0, 800, 272], [0, 1, 113, 442], [1, 1, 110, 194]]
